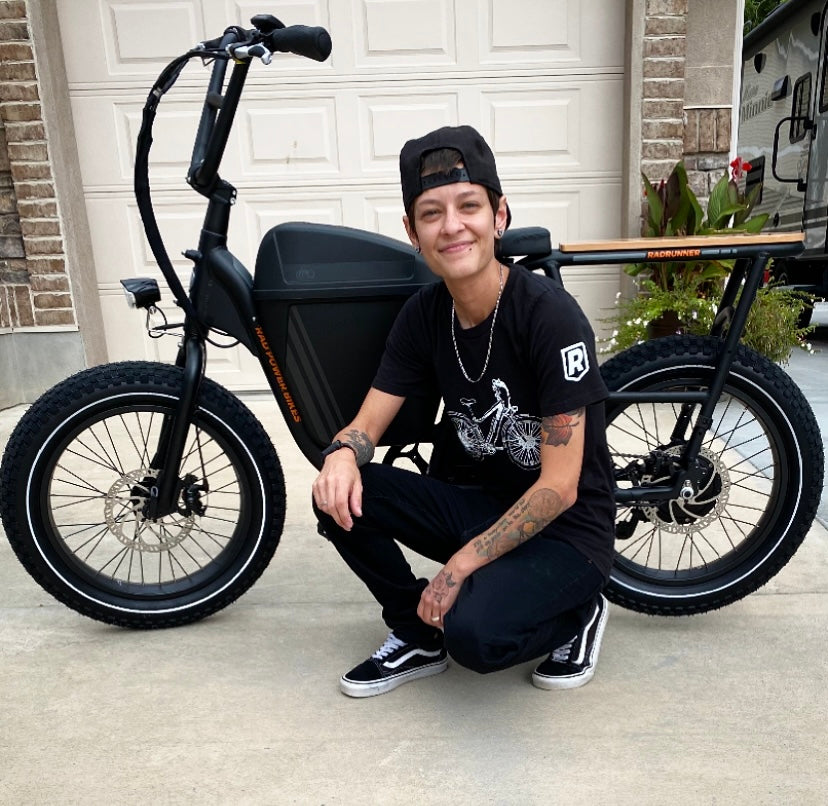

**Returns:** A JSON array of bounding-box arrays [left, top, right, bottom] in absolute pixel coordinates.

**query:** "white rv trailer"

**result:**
[[738, 0, 828, 299]]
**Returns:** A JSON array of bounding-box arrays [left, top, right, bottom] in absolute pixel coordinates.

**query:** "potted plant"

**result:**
[[604, 159, 814, 363]]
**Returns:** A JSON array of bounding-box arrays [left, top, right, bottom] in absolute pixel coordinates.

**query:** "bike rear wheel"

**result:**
[[0, 362, 285, 628], [601, 335, 823, 615]]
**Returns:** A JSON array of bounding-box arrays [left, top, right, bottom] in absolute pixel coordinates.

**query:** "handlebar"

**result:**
[[135, 17, 333, 321], [226, 24, 332, 65], [265, 25, 332, 61], [191, 21, 332, 189]]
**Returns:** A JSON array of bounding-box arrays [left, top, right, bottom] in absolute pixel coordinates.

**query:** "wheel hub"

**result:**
[[641, 446, 729, 533], [104, 468, 194, 551]]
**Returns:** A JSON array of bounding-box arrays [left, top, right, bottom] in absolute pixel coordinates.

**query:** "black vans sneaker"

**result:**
[[532, 594, 609, 690], [340, 632, 448, 698]]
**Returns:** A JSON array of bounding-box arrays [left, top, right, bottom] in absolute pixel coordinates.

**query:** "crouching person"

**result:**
[[312, 125, 615, 698]]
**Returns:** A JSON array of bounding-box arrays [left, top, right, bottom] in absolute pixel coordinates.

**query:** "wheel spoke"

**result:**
[[609, 373, 784, 580], [40, 400, 253, 591]]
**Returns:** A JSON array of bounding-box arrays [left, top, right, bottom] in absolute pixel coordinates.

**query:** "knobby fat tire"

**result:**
[[600, 335, 823, 616], [0, 361, 285, 628]]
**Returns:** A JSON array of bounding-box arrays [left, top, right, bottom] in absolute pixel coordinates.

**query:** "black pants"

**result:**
[[317, 463, 604, 674]]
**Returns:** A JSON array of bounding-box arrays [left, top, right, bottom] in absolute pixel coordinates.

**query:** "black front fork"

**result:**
[[144, 332, 206, 520]]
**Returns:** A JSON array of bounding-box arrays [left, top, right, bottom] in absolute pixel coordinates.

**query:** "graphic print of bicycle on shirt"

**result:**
[[447, 378, 541, 469]]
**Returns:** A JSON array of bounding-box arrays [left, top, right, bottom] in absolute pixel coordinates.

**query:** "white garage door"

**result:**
[[56, 0, 625, 390]]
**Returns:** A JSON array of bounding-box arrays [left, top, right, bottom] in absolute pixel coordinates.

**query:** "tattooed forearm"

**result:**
[[341, 429, 375, 466], [472, 488, 565, 560], [541, 407, 584, 447]]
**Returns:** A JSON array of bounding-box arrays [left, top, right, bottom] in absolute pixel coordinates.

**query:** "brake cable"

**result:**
[[133, 45, 229, 323]]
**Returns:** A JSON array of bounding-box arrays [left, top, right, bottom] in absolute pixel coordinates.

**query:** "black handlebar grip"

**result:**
[[267, 25, 332, 62]]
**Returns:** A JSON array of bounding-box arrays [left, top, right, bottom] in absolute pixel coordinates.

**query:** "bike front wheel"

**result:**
[[0, 362, 285, 628], [601, 335, 824, 615]]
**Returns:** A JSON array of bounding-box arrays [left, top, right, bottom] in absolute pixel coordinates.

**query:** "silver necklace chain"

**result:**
[[451, 263, 504, 384]]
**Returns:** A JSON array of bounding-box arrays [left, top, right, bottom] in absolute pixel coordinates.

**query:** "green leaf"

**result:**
[[706, 173, 735, 228], [642, 173, 664, 235], [744, 183, 762, 211], [663, 166, 682, 221], [697, 263, 729, 280], [733, 213, 769, 233], [712, 204, 749, 228], [726, 178, 740, 207], [686, 186, 704, 235], [670, 190, 694, 234]]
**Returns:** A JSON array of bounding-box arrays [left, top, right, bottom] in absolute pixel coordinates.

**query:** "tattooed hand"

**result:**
[[417, 566, 462, 627]]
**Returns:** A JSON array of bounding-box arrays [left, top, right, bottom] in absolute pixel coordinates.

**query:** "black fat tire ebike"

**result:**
[[0, 16, 823, 627]]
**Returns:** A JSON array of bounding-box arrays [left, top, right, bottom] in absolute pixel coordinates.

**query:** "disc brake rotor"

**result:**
[[641, 445, 730, 533], [103, 468, 194, 551]]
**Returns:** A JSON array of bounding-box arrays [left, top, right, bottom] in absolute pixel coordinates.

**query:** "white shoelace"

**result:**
[[371, 633, 406, 660], [551, 637, 576, 663]]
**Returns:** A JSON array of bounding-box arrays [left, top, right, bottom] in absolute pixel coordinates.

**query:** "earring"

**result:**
[[414, 245, 421, 253], [496, 229, 504, 237]]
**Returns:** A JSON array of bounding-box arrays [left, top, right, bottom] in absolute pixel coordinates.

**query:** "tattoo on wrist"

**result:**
[[472, 488, 564, 560], [541, 407, 584, 447], [342, 429, 375, 466]]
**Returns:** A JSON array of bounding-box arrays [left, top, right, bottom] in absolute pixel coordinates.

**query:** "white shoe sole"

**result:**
[[340, 659, 448, 698], [531, 596, 609, 691]]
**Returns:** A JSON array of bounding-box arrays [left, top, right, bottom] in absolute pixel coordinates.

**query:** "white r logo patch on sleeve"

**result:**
[[561, 342, 589, 381]]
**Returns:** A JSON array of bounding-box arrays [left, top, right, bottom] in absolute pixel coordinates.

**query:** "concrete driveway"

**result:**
[[1, 322, 826, 805]]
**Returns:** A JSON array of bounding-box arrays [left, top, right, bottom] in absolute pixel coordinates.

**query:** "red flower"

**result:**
[[730, 156, 752, 181]]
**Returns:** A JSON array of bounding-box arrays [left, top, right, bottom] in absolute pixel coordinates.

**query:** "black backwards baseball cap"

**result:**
[[399, 125, 512, 229]]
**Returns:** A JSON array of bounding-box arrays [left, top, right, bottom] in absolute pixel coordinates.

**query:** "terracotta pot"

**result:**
[[646, 310, 684, 339]]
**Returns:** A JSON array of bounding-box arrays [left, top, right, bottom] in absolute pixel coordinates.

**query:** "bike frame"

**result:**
[[133, 24, 805, 518], [525, 233, 806, 505]]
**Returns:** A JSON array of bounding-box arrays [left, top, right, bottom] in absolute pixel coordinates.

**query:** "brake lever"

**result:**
[[227, 42, 273, 64]]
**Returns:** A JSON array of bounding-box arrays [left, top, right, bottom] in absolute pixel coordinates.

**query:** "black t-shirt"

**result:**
[[372, 265, 616, 579]]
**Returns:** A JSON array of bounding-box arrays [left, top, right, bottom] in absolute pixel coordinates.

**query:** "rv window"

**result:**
[[822, 44, 828, 112], [745, 157, 764, 205], [790, 73, 812, 142]]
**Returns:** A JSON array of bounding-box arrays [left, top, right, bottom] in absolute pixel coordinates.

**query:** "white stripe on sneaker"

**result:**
[[382, 647, 444, 670], [574, 601, 601, 665]]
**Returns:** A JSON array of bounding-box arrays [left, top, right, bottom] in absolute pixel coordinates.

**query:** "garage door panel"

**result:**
[[70, 95, 239, 187], [108, 2, 202, 63], [352, 0, 457, 68], [488, 0, 577, 52], [99, 292, 157, 362], [558, 267, 620, 337], [85, 196, 242, 284], [243, 100, 339, 177], [243, 196, 345, 248], [505, 194, 579, 244], [58, 0, 207, 85], [483, 80, 623, 174], [357, 93, 458, 173], [503, 182, 621, 243], [481, 0, 624, 69]]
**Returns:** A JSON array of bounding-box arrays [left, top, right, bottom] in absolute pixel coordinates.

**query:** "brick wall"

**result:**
[[683, 107, 732, 197], [641, 0, 733, 222], [0, 0, 76, 330]]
